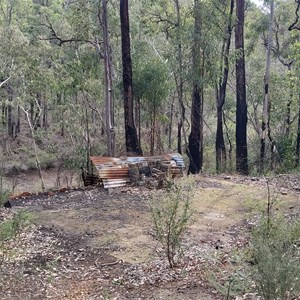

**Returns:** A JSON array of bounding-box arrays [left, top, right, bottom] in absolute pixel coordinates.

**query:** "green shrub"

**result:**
[[150, 177, 195, 268], [276, 135, 297, 173], [0, 210, 33, 242], [250, 216, 300, 300]]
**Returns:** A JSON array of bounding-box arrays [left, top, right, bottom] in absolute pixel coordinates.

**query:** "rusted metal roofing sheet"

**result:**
[[90, 153, 185, 189], [102, 179, 129, 189], [90, 156, 122, 166]]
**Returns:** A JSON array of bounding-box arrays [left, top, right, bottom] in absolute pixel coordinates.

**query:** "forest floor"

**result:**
[[1, 171, 300, 300]]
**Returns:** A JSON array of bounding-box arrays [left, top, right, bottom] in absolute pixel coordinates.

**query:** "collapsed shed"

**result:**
[[88, 153, 185, 189]]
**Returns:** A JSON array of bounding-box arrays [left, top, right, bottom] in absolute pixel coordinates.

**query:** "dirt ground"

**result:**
[[1, 172, 300, 300]]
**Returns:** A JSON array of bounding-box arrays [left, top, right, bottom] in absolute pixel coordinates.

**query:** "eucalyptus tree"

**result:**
[[259, 0, 274, 173], [269, 1, 297, 136], [102, 0, 115, 157], [235, 0, 248, 174], [120, 0, 142, 155], [0, 0, 23, 139], [289, 0, 300, 31], [174, 0, 187, 155], [133, 55, 170, 155], [289, 0, 300, 166], [266, 0, 299, 170], [33, 0, 118, 157], [188, 0, 203, 174], [243, 0, 300, 172], [215, 0, 234, 173], [139, 0, 193, 154]]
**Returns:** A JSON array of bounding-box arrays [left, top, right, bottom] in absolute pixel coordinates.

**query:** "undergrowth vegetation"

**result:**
[[0, 210, 33, 265], [150, 177, 195, 268], [0, 210, 32, 242], [250, 216, 300, 300]]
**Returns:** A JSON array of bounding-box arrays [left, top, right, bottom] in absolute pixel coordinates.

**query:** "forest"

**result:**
[[1, 1, 300, 299], [1, 0, 300, 177]]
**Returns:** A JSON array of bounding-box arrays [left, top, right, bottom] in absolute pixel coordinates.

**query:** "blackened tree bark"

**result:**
[[235, 0, 248, 174], [188, 0, 203, 174], [216, 0, 234, 173], [120, 0, 142, 155], [296, 95, 300, 167]]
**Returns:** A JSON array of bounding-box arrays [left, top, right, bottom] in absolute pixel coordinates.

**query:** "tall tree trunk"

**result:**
[[135, 97, 141, 151], [168, 95, 175, 150], [16, 106, 20, 134], [20, 106, 45, 192], [216, 0, 234, 173], [216, 104, 226, 172], [7, 104, 13, 137], [150, 106, 156, 155], [85, 107, 91, 172], [188, 0, 203, 174], [102, 0, 115, 157], [174, 0, 186, 155], [224, 112, 233, 171], [120, 0, 142, 155], [34, 93, 42, 129], [259, 0, 274, 173], [296, 94, 300, 167], [235, 0, 248, 174], [43, 103, 48, 129], [285, 66, 293, 137], [6, 84, 15, 139], [2, 103, 6, 125]]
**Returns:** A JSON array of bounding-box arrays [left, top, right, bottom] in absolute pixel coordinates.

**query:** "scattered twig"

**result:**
[[94, 258, 123, 267]]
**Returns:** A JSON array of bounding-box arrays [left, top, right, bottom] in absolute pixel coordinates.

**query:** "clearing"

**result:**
[[0, 173, 299, 299]]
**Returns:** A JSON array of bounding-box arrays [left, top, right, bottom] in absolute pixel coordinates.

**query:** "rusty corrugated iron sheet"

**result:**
[[102, 179, 129, 189], [90, 156, 122, 165], [90, 153, 185, 189]]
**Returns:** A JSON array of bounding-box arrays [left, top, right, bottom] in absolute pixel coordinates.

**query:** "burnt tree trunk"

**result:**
[[215, 0, 234, 173], [235, 0, 248, 174], [296, 94, 300, 167], [120, 0, 142, 155], [188, 0, 203, 174]]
